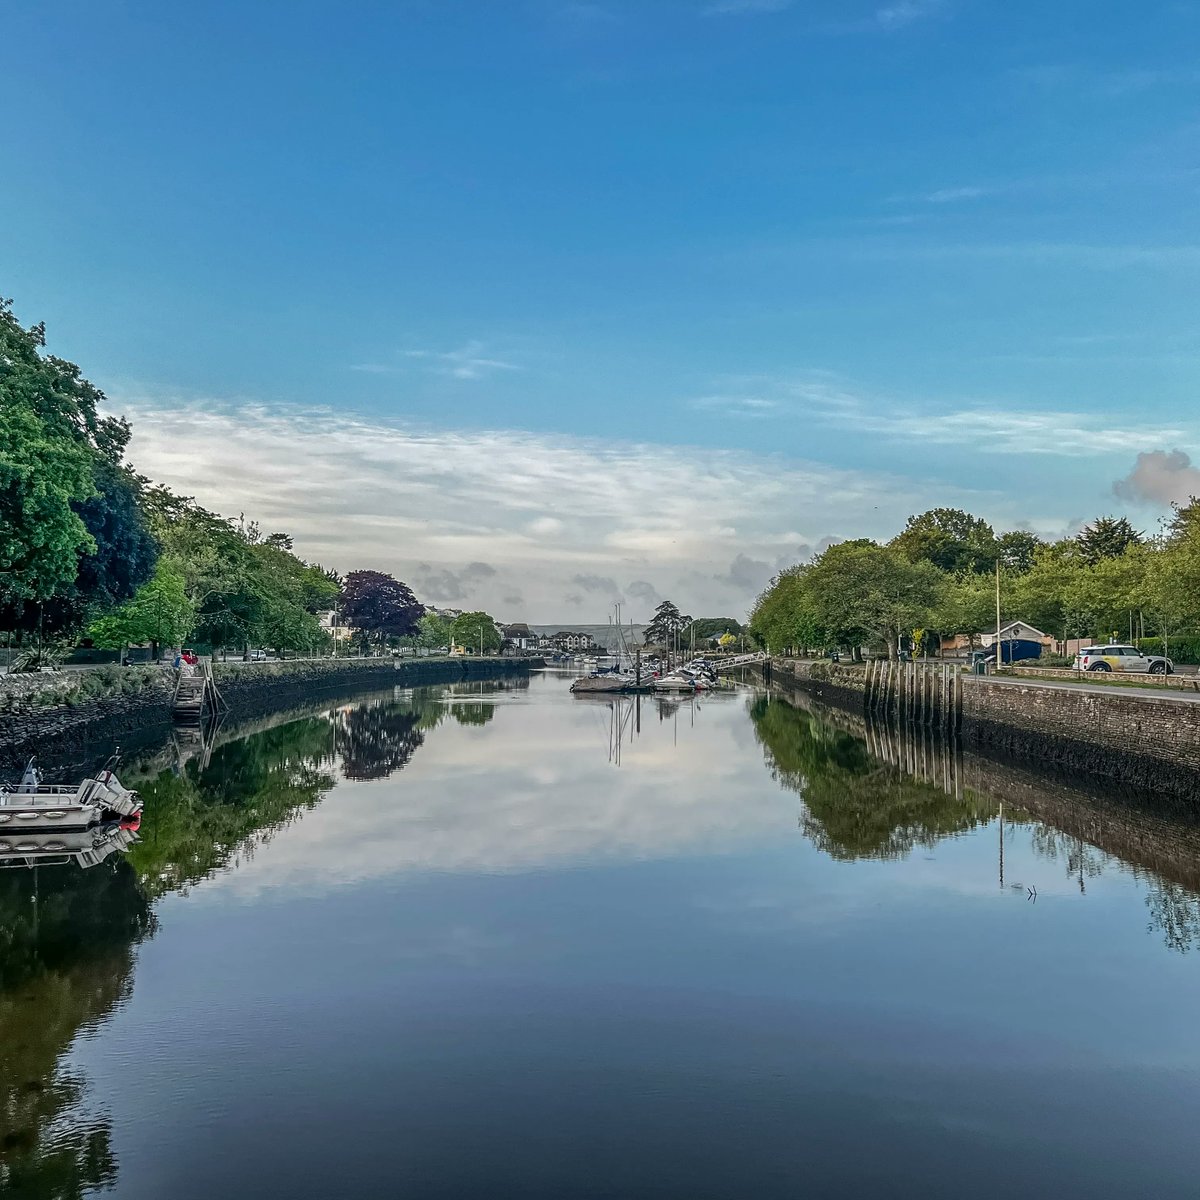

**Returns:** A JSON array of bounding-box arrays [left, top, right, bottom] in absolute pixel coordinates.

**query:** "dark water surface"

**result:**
[[4, 671, 1200, 1198]]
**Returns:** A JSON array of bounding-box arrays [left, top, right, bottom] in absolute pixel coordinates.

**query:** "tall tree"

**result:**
[[87, 561, 195, 658], [804, 540, 945, 660], [644, 600, 691, 647], [417, 612, 452, 650], [341, 570, 423, 648], [996, 529, 1042, 574], [451, 611, 501, 654], [891, 508, 997, 575], [0, 299, 136, 622], [1076, 516, 1142, 565]]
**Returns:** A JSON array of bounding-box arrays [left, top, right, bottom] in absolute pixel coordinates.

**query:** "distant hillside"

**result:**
[[529, 623, 646, 651]]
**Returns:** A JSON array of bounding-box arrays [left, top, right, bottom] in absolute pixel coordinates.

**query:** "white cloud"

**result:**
[[1113, 450, 1200, 507], [120, 398, 941, 620]]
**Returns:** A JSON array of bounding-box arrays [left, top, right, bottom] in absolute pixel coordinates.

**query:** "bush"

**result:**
[[1136, 636, 1200, 664]]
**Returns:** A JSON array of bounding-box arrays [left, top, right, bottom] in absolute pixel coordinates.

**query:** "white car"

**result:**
[[1073, 644, 1173, 675]]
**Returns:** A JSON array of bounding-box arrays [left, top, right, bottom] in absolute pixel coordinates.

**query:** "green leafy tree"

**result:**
[[933, 571, 995, 649], [996, 529, 1042, 574], [87, 560, 195, 657], [804, 540, 946, 660], [749, 566, 823, 653], [0, 459, 159, 638], [891, 508, 997, 575], [0, 299, 136, 623], [451, 611, 501, 654], [417, 612, 452, 650]]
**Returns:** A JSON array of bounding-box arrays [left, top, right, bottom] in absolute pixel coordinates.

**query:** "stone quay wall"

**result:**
[[0, 656, 539, 771], [742, 657, 1200, 798]]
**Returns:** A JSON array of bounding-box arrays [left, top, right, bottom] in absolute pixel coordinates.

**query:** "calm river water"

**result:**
[[4, 669, 1200, 1198]]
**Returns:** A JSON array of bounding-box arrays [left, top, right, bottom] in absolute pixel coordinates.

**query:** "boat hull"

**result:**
[[0, 804, 104, 831]]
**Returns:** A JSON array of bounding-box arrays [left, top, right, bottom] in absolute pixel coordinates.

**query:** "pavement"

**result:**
[[972, 672, 1200, 704]]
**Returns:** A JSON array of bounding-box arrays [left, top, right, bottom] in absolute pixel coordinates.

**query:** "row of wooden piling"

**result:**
[[863, 658, 963, 734]]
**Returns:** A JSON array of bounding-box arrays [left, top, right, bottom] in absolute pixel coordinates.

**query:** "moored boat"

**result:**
[[653, 672, 698, 692], [0, 757, 142, 831]]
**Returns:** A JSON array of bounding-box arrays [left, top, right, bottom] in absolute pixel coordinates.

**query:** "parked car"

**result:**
[[247, 649, 268, 662], [1072, 644, 1173, 674]]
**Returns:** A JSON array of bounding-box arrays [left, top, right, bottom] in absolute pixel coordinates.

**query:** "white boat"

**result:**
[[0, 758, 142, 831], [571, 672, 637, 693], [653, 672, 698, 692]]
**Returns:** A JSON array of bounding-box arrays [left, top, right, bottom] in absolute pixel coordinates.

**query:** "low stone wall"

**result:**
[[754, 658, 867, 713], [0, 673, 176, 770], [0, 656, 538, 771]]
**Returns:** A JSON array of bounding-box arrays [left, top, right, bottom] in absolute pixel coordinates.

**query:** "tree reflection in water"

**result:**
[[0, 680, 524, 1195], [0, 859, 152, 1197], [748, 694, 996, 861], [749, 688, 1200, 954], [334, 703, 426, 780]]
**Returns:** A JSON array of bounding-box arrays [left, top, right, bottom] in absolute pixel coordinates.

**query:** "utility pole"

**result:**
[[994, 559, 1002, 672]]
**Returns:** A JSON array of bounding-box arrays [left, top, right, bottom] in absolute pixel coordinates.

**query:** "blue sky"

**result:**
[[4, 0, 1199, 619]]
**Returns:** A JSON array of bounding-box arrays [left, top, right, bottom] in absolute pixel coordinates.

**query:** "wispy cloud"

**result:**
[[352, 341, 521, 381], [704, 0, 792, 14], [1013, 63, 1200, 100], [690, 394, 782, 418], [872, 0, 944, 30], [688, 374, 1192, 457], [921, 185, 991, 203], [119, 398, 948, 620]]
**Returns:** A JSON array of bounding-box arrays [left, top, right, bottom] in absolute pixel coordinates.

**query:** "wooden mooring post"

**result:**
[[863, 658, 960, 735]]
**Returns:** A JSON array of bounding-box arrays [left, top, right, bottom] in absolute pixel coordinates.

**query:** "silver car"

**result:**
[[1073, 644, 1173, 674]]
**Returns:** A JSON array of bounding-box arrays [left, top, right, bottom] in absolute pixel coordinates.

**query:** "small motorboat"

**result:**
[[0, 757, 142, 832], [653, 672, 698, 692], [571, 672, 637, 694]]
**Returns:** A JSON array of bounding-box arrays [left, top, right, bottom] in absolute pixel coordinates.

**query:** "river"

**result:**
[[3, 669, 1200, 1198]]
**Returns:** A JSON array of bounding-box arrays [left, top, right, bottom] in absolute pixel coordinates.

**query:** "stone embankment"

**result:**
[[745, 658, 1200, 798], [0, 656, 539, 771]]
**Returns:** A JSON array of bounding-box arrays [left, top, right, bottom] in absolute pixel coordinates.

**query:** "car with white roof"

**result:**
[[1072, 644, 1173, 674]]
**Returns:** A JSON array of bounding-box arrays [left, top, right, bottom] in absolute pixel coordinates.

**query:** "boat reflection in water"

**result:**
[[0, 821, 140, 872]]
